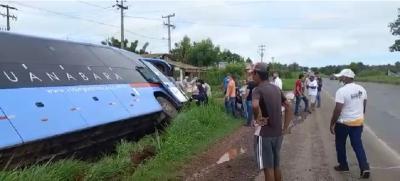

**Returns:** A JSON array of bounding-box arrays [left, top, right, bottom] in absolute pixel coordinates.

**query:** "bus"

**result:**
[[0, 32, 178, 167]]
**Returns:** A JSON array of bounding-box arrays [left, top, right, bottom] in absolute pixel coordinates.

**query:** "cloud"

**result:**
[[3, 0, 400, 67]]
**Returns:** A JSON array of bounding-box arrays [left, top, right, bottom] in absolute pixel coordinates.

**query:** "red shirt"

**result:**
[[295, 79, 303, 96]]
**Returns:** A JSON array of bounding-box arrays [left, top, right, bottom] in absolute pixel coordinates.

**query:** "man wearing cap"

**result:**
[[329, 69, 370, 179], [251, 62, 292, 181]]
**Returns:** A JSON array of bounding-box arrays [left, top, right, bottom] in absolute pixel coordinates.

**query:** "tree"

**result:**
[[219, 50, 244, 63], [171, 35, 192, 63], [140, 42, 149, 54], [188, 38, 220, 66], [101, 37, 149, 54], [348, 62, 365, 74], [389, 8, 400, 52]]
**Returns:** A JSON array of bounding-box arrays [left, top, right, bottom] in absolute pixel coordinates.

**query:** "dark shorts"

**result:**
[[254, 135, 283, 170]]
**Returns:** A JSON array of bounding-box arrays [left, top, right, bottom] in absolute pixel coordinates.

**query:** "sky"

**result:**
[[1, 0, 400, 67]]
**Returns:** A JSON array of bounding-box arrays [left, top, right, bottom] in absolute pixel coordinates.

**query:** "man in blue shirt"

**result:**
[[223, 73, 231, 94]]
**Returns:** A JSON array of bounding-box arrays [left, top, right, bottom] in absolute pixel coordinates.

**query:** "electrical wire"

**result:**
[[12, 1, 164, 40]]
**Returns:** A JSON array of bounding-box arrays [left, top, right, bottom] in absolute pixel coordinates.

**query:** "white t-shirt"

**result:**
[[273, 77, 283, 90], [307, 80, 318, 96], [335, 83, 367, 124]]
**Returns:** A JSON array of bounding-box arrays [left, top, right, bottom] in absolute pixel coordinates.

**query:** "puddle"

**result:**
[[216, 147, 246, 164]]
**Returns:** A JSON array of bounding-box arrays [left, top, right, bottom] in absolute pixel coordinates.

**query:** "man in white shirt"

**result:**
[[307, 75, 318, 111], [329, 69, 370, 179], [273, 72, 282, 90]]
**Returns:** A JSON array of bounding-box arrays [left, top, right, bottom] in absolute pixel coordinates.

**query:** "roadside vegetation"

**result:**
[[282, 79, 296, 91], [0, 98, 242, 181], [318, 62, 400, 85], [356, 75, 400, 85]]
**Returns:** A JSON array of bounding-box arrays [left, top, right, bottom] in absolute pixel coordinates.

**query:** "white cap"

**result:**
[[334, 69, 355, 78]]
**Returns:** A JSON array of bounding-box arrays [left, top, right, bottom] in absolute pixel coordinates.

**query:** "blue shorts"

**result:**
[[254, 135, 283, 169]]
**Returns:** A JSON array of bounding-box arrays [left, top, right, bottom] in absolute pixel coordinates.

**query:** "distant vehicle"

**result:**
[[330, 74, 336, 80], [0, 32, 177, 168]]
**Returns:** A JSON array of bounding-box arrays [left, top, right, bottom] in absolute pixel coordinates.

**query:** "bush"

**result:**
[[204, 63, 246, 86], [357, 70, 385, 77]]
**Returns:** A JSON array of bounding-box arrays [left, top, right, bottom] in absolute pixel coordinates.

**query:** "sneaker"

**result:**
[[360, 170, 370, 179], [334, 165, 349, 172]]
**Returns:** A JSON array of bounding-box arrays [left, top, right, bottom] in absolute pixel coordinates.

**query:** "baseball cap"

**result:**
[[334, 69, 355, 78], [250, 62, 269, 74]]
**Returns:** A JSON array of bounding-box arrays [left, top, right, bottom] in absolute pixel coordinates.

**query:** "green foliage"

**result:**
[[357, 70, 385, 77], [188, 39, 221, 66], [131, 100, 241, 180], [204, 63, 246, 86], [389, 8, 400, 52], [171, 36, 192, 64], [171, 36, 245, 67], [219, 50, 245, 63], [204, 68, 225, 86], [348, 62, 365, 74], [319, 62, 400, 77], [283, 79, 296, 91], [357, 76, 400, 85], [101, 37, 149, 54], [1, 99, 241, 181]]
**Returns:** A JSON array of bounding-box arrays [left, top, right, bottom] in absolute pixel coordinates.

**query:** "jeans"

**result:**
[[294, 95, 309, 115], [226, 97, 236, 117], [317, 91, 321, 107], [246, 100, 252, 125], [335, 123, 370, 171]]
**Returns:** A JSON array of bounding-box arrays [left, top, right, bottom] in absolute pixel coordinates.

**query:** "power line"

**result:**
[[76, 0, 113, 10], [0, 4, 17, 31], [11, 2, 163, 41], [162, 13, 175, 53], [124, 15, 161, 21]]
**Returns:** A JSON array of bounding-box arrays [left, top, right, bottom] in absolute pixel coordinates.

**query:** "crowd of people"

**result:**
[[175, 63, 370, 180], [220, 63, 370, 180]]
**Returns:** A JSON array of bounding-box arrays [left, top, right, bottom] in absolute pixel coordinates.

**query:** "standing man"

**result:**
[[329, 69, 370, 179], [244, 78, 255, 126], [223, 74, 231, 113], [225, 74, 236, 117], [251, 63, 292, 181], [315, 71, 323, 108], [272, 72, 283, 90], [223, 73, 231, 94], [307, 75, 318, 112], [294, 74, 310, 116]]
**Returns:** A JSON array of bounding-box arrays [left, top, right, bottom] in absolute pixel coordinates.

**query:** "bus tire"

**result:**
[[156, 96, 178, 120]]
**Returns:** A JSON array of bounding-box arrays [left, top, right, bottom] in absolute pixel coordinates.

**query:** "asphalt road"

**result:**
[[323, 79, 400, 158]]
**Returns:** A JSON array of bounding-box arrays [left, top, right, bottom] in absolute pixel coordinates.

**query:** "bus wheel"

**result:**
[[156, 96, 178, 119]]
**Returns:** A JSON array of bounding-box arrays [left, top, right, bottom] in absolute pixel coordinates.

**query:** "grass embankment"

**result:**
[[0, 99, 242, 181], [356, 76, 400, 85], [283, 79, 296, 91]]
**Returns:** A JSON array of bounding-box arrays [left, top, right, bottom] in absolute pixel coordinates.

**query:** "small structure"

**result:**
[[141, 53, 206, 80]]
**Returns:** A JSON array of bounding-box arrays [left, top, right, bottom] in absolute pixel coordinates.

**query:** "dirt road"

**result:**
[[182, 92, 400, 181]]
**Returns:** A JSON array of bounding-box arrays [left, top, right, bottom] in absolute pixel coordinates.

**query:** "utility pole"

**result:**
[[113, 0, 128, 49], [271, 56, 275, 70], [0, 4, 17, 31], [162, 13, 175, 53], [258, 44, 266, 62]]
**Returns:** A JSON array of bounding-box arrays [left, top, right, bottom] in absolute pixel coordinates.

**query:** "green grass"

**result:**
[[283, 79, 296, 91], [356, 75, 400, 85], [0, 99, 241, 181]]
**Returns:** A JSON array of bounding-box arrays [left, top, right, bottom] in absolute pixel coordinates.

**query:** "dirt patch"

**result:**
[[130, 145, 156, 167], [181, 125, 259, 181]]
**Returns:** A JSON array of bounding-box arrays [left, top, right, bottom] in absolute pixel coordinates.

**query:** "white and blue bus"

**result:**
[[0, 32, 182, 167]]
